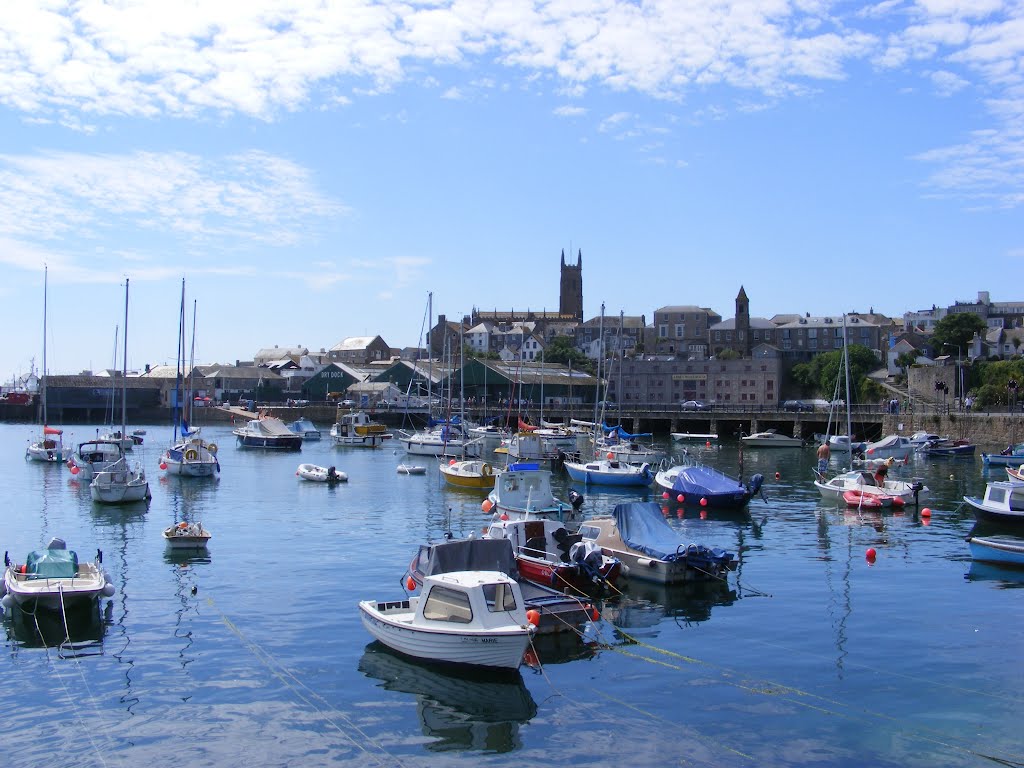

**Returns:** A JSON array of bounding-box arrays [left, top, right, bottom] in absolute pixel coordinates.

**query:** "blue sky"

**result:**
[[1, 0, 1021, 383]]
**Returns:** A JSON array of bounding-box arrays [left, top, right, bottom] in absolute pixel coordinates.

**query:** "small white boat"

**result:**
[[162, 522, 212, 550], [563, 457, 653, 487], [287, 418, 322, 441], [670, 432, 718, 442], [2, 538, 114, 613], [741, 430, 804, 448], [861, 434, 914, 460], [358, 570, 537, 669], [814, 468, 928, 505], [486, 463, 582, 521], [90, 457, 151, 504], [397, 464, 427, 475], [963, 481, 1024, 526], [332, 410, 391, 447], [296, 463, 348, 483]]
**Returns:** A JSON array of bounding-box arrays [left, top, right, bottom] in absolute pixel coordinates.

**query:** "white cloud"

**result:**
[[554, 104, 587, 117], [930, 68, 969, 95]]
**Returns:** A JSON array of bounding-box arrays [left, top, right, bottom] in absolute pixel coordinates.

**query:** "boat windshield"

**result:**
[[421, 585, 473, 624], [482, 581, 518, 612]]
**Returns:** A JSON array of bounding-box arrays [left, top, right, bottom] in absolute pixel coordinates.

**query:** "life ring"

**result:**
[[184, 449, 199, 461], [481, 463, 492, 476], [208, 443, 218, 455]]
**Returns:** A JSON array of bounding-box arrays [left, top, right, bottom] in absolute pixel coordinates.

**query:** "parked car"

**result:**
[[783, 400, 812, 412], [680, 400, 708, 411]]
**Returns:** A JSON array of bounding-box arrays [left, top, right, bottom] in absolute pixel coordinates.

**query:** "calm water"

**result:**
[[3, 421, 1022, 768]]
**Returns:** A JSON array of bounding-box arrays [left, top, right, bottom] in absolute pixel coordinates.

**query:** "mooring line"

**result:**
[[595, 626, 1024, 765], [208, 597, 407, 768]]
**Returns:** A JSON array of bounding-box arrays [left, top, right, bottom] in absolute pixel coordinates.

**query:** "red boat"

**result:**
[[842, 489, 905, 509], [485, 517, 622, 595]]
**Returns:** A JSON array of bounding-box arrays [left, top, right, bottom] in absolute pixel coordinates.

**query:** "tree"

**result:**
[[895, 350, 918, 379], [543, 335, 593, 373], [931, 313, 986, 357]]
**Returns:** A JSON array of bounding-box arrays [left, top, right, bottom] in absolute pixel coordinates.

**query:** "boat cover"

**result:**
[[25, 548, 79, 579], [414, 538, 520, 581], [603, 424, 652, 440], [613, 502, 735, 567], [669, 466, 746, 496]]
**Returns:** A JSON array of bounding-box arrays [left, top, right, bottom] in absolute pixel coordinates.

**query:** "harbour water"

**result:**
[[3, 421, 1022, 767]]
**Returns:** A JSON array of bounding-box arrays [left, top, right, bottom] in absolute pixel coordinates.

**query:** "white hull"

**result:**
[[359, 600, 531, 669], [162, 524, 211, 549], [26, 443, 63, 462], [3, 561, 112, 612], [90, 460, 150, 504], [163, 459, 219, 477], [297, 463, 348, 482]]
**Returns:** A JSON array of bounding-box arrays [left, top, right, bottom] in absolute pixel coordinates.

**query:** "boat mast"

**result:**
[[174, 278, 185, 442], [122, 278, 129, 439], [188, 297, 198, 427], [41, 265, 48, 428], [843, 313, 853, 448]]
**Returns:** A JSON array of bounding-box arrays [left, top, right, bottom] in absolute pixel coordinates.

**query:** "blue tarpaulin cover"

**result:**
[[613, 502, 734, 569], [670, 466, 745, 497]]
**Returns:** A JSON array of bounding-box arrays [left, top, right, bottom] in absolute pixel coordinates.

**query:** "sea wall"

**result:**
[[883, 412, 1024, 453]]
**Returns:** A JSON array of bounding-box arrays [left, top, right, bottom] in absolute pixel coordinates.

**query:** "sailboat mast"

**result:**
[[174, 278, 185, 442], [41, 265, 48, 427], [843, 313, 852, 444], [122, 278, 129, 436], [188, 298, 198, 418]]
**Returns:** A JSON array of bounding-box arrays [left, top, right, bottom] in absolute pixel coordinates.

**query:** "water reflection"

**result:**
[[358, 644, 537, 753], [4, 600, 111, 656], [602, 579, 737, 631]]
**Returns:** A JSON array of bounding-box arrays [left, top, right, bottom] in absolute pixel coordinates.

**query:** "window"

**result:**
[[659, 325, 667, 338], [675, 324, 684, 338], [482, 582, 518, 612], [421, 585, 474, 623]]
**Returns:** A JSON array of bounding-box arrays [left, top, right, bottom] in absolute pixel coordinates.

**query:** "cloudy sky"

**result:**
[[1, 0, 1021, 380]]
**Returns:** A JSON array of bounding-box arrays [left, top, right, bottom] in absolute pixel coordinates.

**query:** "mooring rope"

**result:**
[[206, 596, 408, 768]]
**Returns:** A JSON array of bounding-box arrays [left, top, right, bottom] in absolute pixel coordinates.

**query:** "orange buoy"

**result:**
[[589, 606, 600, 621], [449, 458, 456, 465], [406, 576, 416, 591], [526, 609, 541, 627], [606, 452, 614, 460], [481, 499, 493, 512], [70, 465, 79, 475], [921, 508, 932, 517], [500, 513, 509, 521]]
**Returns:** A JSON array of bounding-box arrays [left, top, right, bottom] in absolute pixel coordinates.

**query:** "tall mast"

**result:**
[[41, 265, 48, 427], [843, 313, 852, 444], [122, 278, 129, 436]]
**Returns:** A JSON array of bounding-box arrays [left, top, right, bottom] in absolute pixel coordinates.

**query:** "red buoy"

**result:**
[[677, 494, 685, 503], [526, 610, 541, 627], [921, 508, 932, 517], [699, 497, 707, 506], [866, 547, 877, 562], [662, 491, 669, 500], [406, 576, 416, 591], [160, 462, 168, 470], [774, 472, 781, 480]]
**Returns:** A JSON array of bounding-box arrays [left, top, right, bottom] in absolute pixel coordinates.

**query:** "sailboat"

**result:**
[[26, 266, 64, 463], [160, 280, 220, 478], [90, 278, 151, 504]]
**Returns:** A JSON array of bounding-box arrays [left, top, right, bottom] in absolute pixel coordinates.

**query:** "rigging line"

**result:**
[[599, 630, 1024, 766], [207, 597, 407, 768]]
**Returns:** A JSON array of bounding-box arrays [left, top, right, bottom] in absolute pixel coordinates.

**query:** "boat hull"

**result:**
[[358, 600, 531, 669], [967, 535, 1024, 566], [564, 461, 652, 487], [235, 434, 303, 449]]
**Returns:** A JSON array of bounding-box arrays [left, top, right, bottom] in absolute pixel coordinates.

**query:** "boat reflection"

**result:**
[[358, 643, 538, 753], [4, 600, 111, 655], [602, 578, 737, 631]]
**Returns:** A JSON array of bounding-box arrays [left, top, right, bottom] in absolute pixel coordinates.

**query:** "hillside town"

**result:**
[[3, 251, 1019, 416]]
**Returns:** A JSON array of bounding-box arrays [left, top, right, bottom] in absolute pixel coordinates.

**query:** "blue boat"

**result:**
[[982, 443, 1024, 466], [967, 534, 1024, 566], [653, 461, 764, 509], [563, 457, 652, 487]]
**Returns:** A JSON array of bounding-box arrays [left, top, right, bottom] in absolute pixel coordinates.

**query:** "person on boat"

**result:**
[[816, 441, 830, 475], [873, 457, 894, 486]]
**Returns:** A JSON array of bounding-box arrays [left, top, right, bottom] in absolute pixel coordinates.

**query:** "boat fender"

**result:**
[[637, 557, 657, 568], [749, 473, 765, 497], [208, 442, 218, 455], [102, 583, 115, 597], [1, 593, 14, 610]]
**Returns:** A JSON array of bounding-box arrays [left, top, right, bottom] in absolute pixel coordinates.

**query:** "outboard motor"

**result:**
[[911, 479, 925, 506], [569, 488, 585, 512]]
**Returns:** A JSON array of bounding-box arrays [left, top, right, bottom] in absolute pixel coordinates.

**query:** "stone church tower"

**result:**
[[735, 285, 751, 357], [559, 249, 583, 321]]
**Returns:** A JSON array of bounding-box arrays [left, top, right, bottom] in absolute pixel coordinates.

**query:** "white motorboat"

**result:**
[[575, 502, 737, 585], [2, 538, 114, 613], [963, 481, 1024, 526], [331, 410, 390, 447], [358, 570, 537, 669], [162, 522, 212, 550], [814, 468, 928, 505], [287, 418, 322, 440], [670, 432, 718, 442], [740, 430, 804, 448], [296, 463, 348, 483], [397, 464, 427, 475], [400, 422, 479, 457], [861, 434, 914, 460], [90, 456, 151, 504], [485, 463, 583, 522], [67, 438, 125, 480]]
